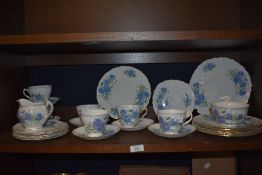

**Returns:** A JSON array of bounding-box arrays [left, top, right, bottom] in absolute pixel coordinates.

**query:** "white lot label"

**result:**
[[130, 144, 144, 153]]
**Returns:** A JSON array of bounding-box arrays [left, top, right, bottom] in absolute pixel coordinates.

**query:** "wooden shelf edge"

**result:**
[[0, 131, 261, 154], [1, 31, 262, 45]]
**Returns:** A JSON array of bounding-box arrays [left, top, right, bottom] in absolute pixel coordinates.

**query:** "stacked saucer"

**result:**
[[13, 120, 69, 140], [193, 115, 262, 137]]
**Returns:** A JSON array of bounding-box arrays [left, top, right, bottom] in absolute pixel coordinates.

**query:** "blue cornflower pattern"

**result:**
[[110, 108, 118, 117], [135, 85, 150, 106], [228, 70, 248, 96], [203, 62, 216, 72], [192, 82, 208, 107], [159, 116, 180, 132], [156, 87, 169, 110], [98, 74, 116, 100], [124, 69, 136, 78], [32, 93, 44, 102], [213, 108, 245, 125], [93, 118, 106, 132]]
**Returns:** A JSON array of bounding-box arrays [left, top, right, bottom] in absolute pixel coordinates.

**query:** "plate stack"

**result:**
[[193, 115, 262, 137], [13, 120, 69, 140]]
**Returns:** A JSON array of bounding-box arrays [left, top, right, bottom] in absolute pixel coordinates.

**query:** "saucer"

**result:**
[[13, 120, 68, 135], [193, 115, 262, 130], [69, 117, 82, 127], [50, 97, 60, 104], [111, 118, 154, 131], [148, 123, 196, 138], [13, 120, 69, 140], [72, 124, 120, 140]]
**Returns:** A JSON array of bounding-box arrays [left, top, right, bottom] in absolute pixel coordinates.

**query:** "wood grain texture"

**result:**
[[0, 53, 26, 133], [24, 0, 239, 33]]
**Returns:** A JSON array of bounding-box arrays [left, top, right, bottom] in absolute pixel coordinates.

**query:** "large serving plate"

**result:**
[[190, 57, 252, 115], [153, 80, 195, 115], [97, 66, 151, 119]]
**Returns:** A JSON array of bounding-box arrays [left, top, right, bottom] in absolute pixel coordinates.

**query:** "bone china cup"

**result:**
[[23, 85, 52, 102], [157, 109, 192, 135], [80, 109, 109, 137], [117, 105, 147, 128], [76, 104, 101, 116], [211, 101, 249, 127]]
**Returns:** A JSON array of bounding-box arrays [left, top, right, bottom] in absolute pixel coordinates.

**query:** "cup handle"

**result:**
[[45, 100, 54, 118], [141, 108, 147, 119], [182, 111, 192, 127], [23, 89, 32, 100]]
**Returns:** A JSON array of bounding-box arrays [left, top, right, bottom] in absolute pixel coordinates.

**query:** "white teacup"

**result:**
[[23, 85, 52, 102], [80, 109, 109, 137], [117, 105, 147, 128], [157, 109, 192, 135], [76, 104, 101, 116], [211, 101, 249, 127]]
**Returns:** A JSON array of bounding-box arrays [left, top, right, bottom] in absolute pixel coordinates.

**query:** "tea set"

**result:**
[[12, 57, 262, 140]]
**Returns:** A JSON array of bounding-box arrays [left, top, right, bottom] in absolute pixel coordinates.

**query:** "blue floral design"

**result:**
[[119, 109, 140, 125], [228, 70, 248, 96], [18, 110, 45, 128], [98, 74, 116, 100], [159, 116, 180, 132], [156, 87, 169, 110], [212, 108, 244, 125], [192, 82, 208, 107], [32, 93, 45, 102], [93, 118, 106, 132], [203, 62, 216, 72], [135, 85, 150, 106], [124, 69, 136, 78], [110, 108, 118, 117]]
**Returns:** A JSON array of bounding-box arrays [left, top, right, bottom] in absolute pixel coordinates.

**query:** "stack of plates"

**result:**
[[13, 120, 69, 140], [193, 115, 262, 137]]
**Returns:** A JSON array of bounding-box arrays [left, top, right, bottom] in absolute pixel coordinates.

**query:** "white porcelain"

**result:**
[[112, 118, 154, 131], [72, 124, 120, 140], [49, 97, 60, 104], [12, 120, 69, 140], [148, 123, 196, 138], [76, 104, 101, 116], [69, 117, 82, 127], [190, 57, 252, 115], [211, 101, 249, 127], [23, 85, 52, 102], [193, 115, 262, 130], [153, 80, 195, 115], [157, 109, 192, 135], [80, 109, 109, 137], [117, 105, 147, 128], [96, 66, 151, 119], [17, 99, 54, 130]]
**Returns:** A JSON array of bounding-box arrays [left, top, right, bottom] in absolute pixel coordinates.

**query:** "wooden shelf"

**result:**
[[0, 107, 261, 154], [0, 126, 261, 154], [0, 31, 262, 54]]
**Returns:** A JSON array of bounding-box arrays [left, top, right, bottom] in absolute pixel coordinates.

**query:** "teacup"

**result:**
[[17, 99, 54, 130], [80, 109, 109, 137], [157, 109, 192, 134], [23, 85, 52, 102], [76, 104, 101, 116], [117, 105, 147, 128], [211, 101, 249, 127]]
